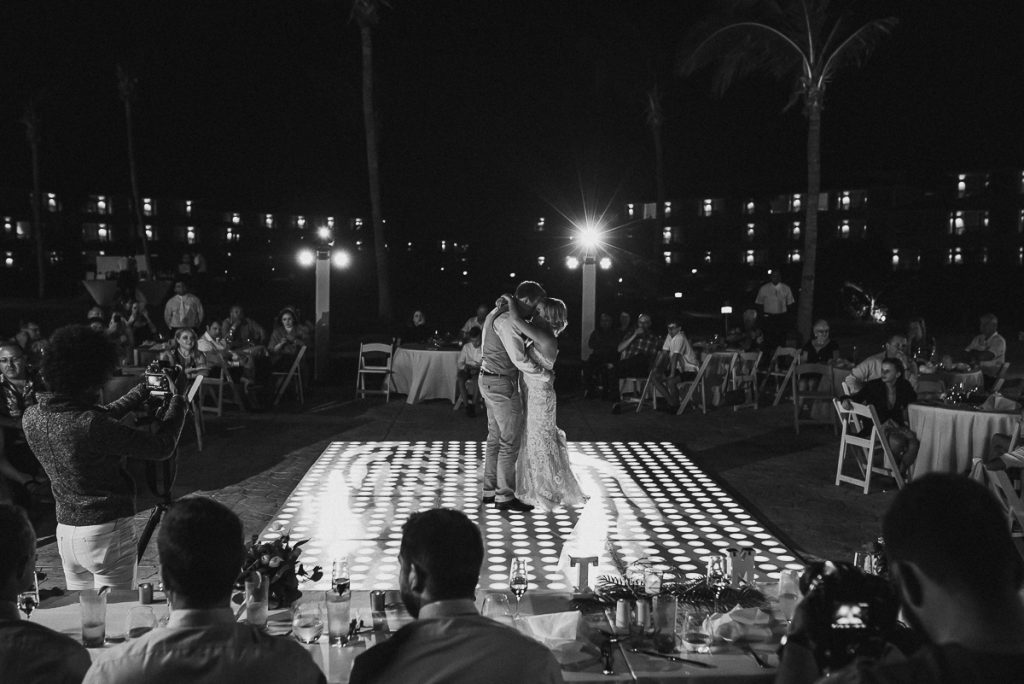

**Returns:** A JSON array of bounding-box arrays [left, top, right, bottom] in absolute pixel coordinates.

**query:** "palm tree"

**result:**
[[645, 84, 667, 240], [117, 64, 152, 278], [680, 0, 897, 338], [352, 0, 393, 323], [20, 102, 45, 298]]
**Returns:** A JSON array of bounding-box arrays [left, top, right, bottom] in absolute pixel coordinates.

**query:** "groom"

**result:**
[[479, 280, 548, 512]]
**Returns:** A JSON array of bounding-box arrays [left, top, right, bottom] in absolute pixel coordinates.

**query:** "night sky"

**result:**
[[1, 0, 1022, 244]]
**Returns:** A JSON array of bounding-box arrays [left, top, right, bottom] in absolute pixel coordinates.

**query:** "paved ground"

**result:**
[[34, 384, 893, 589]]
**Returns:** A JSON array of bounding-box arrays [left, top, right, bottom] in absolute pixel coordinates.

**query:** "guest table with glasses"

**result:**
[[917, 368, 985, 393], [390, 343, 461, 405], [32, 588, 776, 683], [908, 401, 1019, 477]]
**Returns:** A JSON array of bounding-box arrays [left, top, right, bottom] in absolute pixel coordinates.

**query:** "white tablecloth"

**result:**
[[908, 403, 1018, 477], [919, 369, 984, 393], [390, 347, 460, 405]]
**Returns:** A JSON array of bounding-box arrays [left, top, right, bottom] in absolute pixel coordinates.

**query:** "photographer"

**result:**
[[21, 325, 188, 590], [777, 474, 1024, 683]]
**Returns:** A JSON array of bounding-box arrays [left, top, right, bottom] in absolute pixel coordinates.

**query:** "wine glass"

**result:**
[[508, 558, 529, 620], [17, 592, 38, 619], [292, 599, 325, 644], [125, 606, 158, 639]]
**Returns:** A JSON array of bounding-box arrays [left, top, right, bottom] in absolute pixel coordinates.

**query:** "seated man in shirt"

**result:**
[[776, 474, 1024, 684], [460, 304, 489, 341], [964, 313, 1006, 387], [0, 503, 91, 684], [0, 343, 44, 508], [843, 333, 918, 393], [350, 508, 563, 684], [456, 326, 483, 417], [614, 313, 660, 380], [84, 497, 325, 684], [647, 320, 699, 411]]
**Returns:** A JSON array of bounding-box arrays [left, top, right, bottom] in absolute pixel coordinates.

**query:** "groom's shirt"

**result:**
[[481, 310, 545, 377]]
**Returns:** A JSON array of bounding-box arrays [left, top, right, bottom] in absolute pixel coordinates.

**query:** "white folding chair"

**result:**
[[758, 347, 800, 405], [200, 354, 247, 416], [704, 351, 737, 408], [634, 367, 665, 413], [992, 362, 1010, 394], [792, 363, 838, 434], [355, 341, 395, 401], [833, 399, 905, 493], [730, 351, 762, 411], [272, 345, 307, 406], [676, 354, 715, 415]]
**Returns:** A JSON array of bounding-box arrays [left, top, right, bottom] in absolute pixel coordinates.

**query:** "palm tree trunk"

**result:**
[[797, 98, 821, 341], [25, 107, 45, 298], [648, 87, 666, 240], [123, 96, 151, 278], [360, 23, 392, 323]]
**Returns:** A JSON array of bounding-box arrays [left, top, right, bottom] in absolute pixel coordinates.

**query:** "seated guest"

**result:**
[[776, 474, 1024, 683], [907, 316, 935, 363], [12, 320, 42, 352], [0, 343, 45, 508], [1, 342, 38, 419], [726, 309, 765, 353], [844, 357, 920, 477], [965, 313, 1006, 385], [106, 312, 132, 367], [459, 304, 489, 340], [125, 300, 159, 346], [83, 497, 325, 684], [0, 504, 91, 684], [456, 327, 483, 417], [648, 320, 698, 411], [844, 333, 918, 393], [22, 325, 187, 590], [402, 309, 431, 345], [801, 319, 839, 364], [268, 307, 311, 371], [222, 304, 267, 349], [584, 313, 621, 399], [350, 508, 563, 684], [614, 313, 660, 380], [160, 328, 209, 389], [617, 311, 634, 338]]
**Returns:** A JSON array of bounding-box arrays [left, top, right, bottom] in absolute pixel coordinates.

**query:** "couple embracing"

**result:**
[[478, 281, 587, 512]]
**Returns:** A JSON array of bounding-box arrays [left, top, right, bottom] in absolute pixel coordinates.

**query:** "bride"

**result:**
[[501, 295, 587, 510]]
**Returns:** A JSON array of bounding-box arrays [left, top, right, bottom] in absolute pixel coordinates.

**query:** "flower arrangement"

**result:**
[[236, 532, 323, 607]]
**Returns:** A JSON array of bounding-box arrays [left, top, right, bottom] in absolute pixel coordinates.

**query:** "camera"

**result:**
[[144, 360, 180, 399], [797, 561, 904, 673]]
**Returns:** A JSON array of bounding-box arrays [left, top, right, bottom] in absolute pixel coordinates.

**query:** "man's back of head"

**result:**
[[159, 497, 244, 608], [400, 508, 483, 608], [514, 280, 546, 305]]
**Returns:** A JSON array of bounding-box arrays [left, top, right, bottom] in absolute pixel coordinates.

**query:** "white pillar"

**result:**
[[314, 252, 330, 382], [581, 255, 596, 361]]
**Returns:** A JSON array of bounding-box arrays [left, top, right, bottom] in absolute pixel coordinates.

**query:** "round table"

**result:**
[[391, 346, 461, 405], [908, 402, 1019, 477], [919, 369, 984, 393]]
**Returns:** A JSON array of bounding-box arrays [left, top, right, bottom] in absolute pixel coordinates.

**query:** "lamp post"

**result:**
[[298, 227, 351, 382], [574, 222, 604, 362]]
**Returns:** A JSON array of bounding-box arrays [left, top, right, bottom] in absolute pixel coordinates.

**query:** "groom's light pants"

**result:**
[[479, 372, 522, 503]]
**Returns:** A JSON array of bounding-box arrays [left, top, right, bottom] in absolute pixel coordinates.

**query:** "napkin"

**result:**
[[705, 605, 772, 642], [979, 394, 1019, 412], [515, 611, 579, 650]]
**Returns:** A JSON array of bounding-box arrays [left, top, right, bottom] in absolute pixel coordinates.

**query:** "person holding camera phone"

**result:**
[[21, 325, 188, 590], [777, 475, 1024, 683]]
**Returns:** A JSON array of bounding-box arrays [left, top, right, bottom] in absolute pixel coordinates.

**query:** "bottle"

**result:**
[[370, 590, 387, 632]]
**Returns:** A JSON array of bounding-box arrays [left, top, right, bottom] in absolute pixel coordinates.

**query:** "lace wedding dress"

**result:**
[[516, 343, 588, 510]]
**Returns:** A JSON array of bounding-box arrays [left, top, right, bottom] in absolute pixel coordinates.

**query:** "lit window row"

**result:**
[[948, 210, 988, 235]]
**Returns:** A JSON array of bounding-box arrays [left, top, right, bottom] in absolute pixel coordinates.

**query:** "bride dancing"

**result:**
[[500, 295, 587, 510]]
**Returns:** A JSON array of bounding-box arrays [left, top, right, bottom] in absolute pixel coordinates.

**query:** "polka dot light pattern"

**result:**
[[258, 441, 805, 591]]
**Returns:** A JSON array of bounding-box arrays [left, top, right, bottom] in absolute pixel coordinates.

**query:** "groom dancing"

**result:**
[[479, 281, 548, 512]]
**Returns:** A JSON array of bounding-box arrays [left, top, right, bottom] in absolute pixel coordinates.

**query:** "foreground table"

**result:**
[[909, 402, 1018, 477], [33, 588, 774, 683], [390, 345, 460, 404]]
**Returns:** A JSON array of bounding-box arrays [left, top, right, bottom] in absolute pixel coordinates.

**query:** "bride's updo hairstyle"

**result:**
[[538, 298, 568, 335]]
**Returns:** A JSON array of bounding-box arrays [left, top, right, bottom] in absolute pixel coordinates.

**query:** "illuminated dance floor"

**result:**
[[258, 441, 805, 591]]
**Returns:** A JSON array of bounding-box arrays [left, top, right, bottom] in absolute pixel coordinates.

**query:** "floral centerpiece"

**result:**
[[235, 532, 323, 607]]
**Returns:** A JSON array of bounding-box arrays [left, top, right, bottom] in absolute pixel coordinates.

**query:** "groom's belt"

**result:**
[[480, 369, 516, 377]]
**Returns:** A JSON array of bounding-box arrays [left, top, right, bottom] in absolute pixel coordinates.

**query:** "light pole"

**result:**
[[574, 222, 604, 362], [298, 227, 351, 382]]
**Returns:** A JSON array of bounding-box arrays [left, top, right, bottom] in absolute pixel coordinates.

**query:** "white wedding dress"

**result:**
[[516, 343, 588, 510]]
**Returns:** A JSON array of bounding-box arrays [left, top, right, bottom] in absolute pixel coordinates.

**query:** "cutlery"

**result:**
[[629, 647, 716, 668]]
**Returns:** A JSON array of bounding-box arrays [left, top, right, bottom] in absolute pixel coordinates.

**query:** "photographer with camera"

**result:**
[[21, 325, 189, 590], [777, 474, 1024, 683]]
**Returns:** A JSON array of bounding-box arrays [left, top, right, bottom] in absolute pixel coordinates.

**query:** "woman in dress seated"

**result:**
[[845, 357, 920, 478], [500, 295, 587, 511], [160, 328, 208, 391], [402, 309, 431, 345], [268, 307, 311, 372]]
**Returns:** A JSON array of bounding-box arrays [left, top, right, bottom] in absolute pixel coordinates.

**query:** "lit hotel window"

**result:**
[[839, 192, 851, 210], [4, 252, 12, 267], [745, 250, 755, 265], [187, 226, 196, 245], [744, 200, 755, 215], [702, 199, 713, 217], [643, 203, 656, 219], [1019, 247, 1024, 266], [265, 214, 274, 229], [145, 225, 154, 240], [948, 247, 963, 265], [891, 249, 900, 269], [535, 217, 545, 232], [537, 256, 545, 266], [143, 198, 154, 216], [704, 251, 712, 264], [296, 216, 306, 229], [983, 211, 990, 228], [664, 201, 672, 217], [97, 224, 110, 242], [790, 194, 802, 212], [627, 203, 635, 217], [15, 221, 28, 238], [788, 250, 801, 263], [791, 222, 801, 239], [231, 213, 241, 225], [185, 200, 193, 216], [327, 217, 335, 229], [663, 251, 671, 265], [839, 220, 851, 238], [957, 174, 967, 198], [978, 248, 988, 265], [47, 193, 58, 212], [662, 227, 672, 244], [949, 211, 965, 235], [3, 217, 12, 234], [746, 223, 755, 240]]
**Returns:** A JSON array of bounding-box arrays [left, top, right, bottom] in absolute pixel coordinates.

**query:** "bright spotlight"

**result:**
[[721, 304, 733, 315], [598, 257, 612, 270], [674, 292, 683, 299], [577, 222, 603, 250], [332, 250, 351, 269], [317, 226, 332, 242], [297, 248, 315, 267], [566, 256, 580, 269]]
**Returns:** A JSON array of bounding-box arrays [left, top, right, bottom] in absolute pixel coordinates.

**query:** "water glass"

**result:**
[[332, 559, 351, 595], [481, 592, 512, 626], [292, 599, 324, 644], [384, 602, 414, 632], [79, 589, 107, 647], [245, 575, 269, 629], [652, 595, 678, 653], [680, 608, 711, 654], [326, 591, 351, 645], [126, 606, 158, 640]]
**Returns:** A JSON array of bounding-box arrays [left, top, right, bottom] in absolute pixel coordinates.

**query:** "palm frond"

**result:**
[[819, 17, 898, 85]]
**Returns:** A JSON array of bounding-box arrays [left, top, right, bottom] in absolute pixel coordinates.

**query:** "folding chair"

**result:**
[[833, 399, 905, 493], [704, 351, 737, 408], [792, 363, 838, 434], [200, 365, 246, 417], [730, 351, 762, 411], [355, 341, 395, 401], [992, 362, 1010, 394], [634, 367, 665, 413], [273, 345, 307, 406], [185, 375, 205, 452], [758, 347, 799, 405], [676, 354, 715, 415]]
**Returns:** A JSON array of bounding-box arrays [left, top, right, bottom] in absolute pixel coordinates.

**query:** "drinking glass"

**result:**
[[245, 574, 268, 629], [680, 608, 711, 654], [481, 592, 513, 626], [326, 591, 351, 645], [292, 599, 325, 644], [652, 595, 678, 653], [508, 558, 529, 619], [331, 559, 351, 595], [126, 606, 158, 640], [79, 589, 107, 647]]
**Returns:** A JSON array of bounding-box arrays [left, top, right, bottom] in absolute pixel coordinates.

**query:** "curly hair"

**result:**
[[41, 325, 118, 395]]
